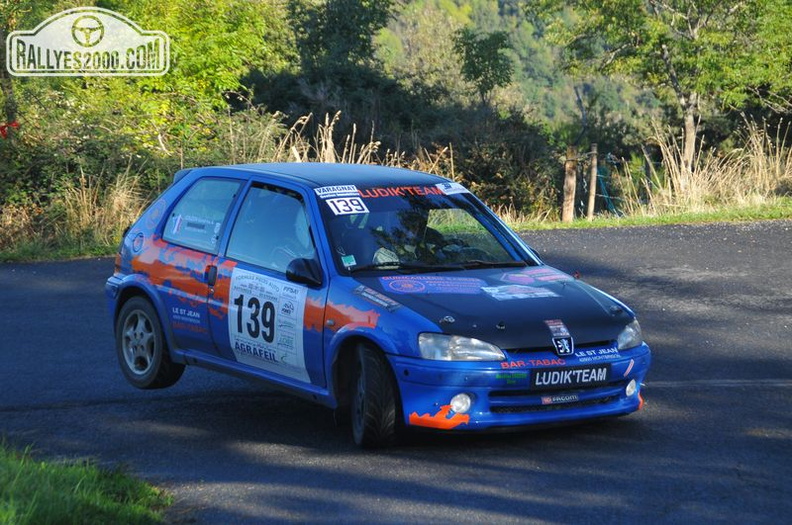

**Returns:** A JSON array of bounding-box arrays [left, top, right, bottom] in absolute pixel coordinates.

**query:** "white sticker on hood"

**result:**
[[482, 285, 560, 300]]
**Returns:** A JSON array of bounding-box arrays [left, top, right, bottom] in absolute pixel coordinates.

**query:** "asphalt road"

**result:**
[[1, 220, 790, 524]]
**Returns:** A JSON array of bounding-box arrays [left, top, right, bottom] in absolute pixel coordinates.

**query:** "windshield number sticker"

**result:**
[[326, 196, 369, 215]]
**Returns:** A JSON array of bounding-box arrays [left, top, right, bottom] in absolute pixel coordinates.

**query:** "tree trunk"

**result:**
[[0, 25, 19, 126], [680, 110, 698, 191], [562, 145, 577, 223]]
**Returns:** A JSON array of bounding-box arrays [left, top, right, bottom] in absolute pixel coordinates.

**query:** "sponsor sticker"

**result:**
[[544, 319, 571, 337], [495, 372, 529, 385], [380, 275, 484, 294], [623, 358, 635, 377], [435, 182, 469, 195], [482, 285, 560, 300], [353, 285, 401, 312], [228, 268, 309, 382], [500, 358, 566, 369], [314, 185, 359, 199], [501, 267, 573, 285], [170, 306, 201, 325], [171, 214, 183, 234], [541, 394, 580, 405], [576, 346, 621, 363], [358, 186, 444, 199], [531, 365, 610, 390]]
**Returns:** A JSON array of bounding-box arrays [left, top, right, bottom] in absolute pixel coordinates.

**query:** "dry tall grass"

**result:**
[[0, 203, 38, 251], [272, 111, 454, 175], [613, 120, 792, 216], [56, 170, 147, 248], [0, 169, 147, 256]]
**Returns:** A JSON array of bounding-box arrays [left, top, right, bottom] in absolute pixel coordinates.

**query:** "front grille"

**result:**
[[490, 395, 619, 414], [488, 380, 627, 416]]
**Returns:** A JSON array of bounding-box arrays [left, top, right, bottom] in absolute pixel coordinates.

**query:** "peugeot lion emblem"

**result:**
[[552, 336, 575, 356]]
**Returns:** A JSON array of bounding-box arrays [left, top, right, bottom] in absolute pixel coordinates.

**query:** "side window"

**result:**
[[226, 186, 316, 273], [163, 178, 241, 253]]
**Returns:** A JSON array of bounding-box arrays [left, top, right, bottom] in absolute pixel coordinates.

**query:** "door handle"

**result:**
[[205, 265, 218, 287]]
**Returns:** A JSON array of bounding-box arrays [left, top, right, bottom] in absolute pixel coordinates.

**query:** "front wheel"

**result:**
[[351, 345, 399, 448], [115, 297, 184, 389]]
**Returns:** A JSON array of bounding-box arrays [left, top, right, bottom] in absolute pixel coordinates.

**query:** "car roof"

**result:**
[[192, 163, 449, 189]]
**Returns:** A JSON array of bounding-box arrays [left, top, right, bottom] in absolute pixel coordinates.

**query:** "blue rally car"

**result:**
[[106, 163, 651, 447]]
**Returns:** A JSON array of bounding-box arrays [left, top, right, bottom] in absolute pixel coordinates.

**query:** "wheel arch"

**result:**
[[330, 335, 403, 420], [113, 281, 180, 361]]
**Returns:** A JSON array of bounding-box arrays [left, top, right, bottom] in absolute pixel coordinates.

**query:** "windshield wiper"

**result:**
[[460, 260, 528, 269], [349, 261, 461, 274]]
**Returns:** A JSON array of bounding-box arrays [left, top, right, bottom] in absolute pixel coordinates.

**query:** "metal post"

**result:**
[[586, 143, 598, 220]]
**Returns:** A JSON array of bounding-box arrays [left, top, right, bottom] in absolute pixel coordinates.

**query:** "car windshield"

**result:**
[[317, 184, 529, 273]]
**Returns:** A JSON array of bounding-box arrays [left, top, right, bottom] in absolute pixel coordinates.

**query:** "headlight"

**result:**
[[617, 320, 643, 350], [418, 333, 505, 361]]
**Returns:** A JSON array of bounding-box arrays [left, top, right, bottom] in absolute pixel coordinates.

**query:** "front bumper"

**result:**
[[389, 343, 651, 431]]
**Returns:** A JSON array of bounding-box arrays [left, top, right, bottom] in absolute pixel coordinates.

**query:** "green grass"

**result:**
[[0, 442, 170, 525], [0, 241, 118, 263], [507, 198, 792, 231]]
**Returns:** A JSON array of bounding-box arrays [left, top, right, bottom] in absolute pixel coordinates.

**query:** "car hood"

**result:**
[[353, 266, 633, 350]]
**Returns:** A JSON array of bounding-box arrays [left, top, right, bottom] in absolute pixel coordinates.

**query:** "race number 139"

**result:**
[[326, 197, 369, 215], [233, 294, 275, 343]]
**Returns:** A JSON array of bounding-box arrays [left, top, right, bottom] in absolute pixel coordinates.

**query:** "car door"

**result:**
[[208, 183, 329, 387], [155, 177, 243, 353]]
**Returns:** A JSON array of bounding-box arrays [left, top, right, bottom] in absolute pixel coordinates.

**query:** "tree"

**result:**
[[527, 0, 792, 178], [290, 0, 395, 70], [453, 27, 514, 106], [376, 1, 469, 104], [0, 0, 27, 128]]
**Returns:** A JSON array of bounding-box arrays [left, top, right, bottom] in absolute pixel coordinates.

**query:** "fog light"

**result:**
[[450, 393, 472, 414], [625, 379, 638, 397]]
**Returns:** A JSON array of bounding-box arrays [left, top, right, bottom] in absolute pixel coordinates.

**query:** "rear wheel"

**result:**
[[116, 297, 184, 389], [351, 344, 399, 448]]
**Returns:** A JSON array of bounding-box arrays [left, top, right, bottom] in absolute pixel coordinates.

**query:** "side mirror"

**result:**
[[286, 257, 322, 287]]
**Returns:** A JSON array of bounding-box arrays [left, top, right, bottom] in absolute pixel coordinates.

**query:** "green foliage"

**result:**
[[375, 1, 469, 105], [109, 0, 295, 107], [528, 0, 792, 126], [453, 27, 514, 105], [0, 442, 170, 524], [452, 109, 559, 217], [0, 0, 294, 206], [2, 0, 791, 262], [289, 0, 395, 69]]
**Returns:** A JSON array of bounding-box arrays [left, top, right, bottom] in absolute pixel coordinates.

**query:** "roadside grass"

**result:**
[[504, 197, 792, 231], [1, 114, 790, 263], [0, 442, 170, 525]]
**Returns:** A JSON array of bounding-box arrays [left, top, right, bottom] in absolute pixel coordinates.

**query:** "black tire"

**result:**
[[115, 296, 184, 389], [351, 344, 399, 448]]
